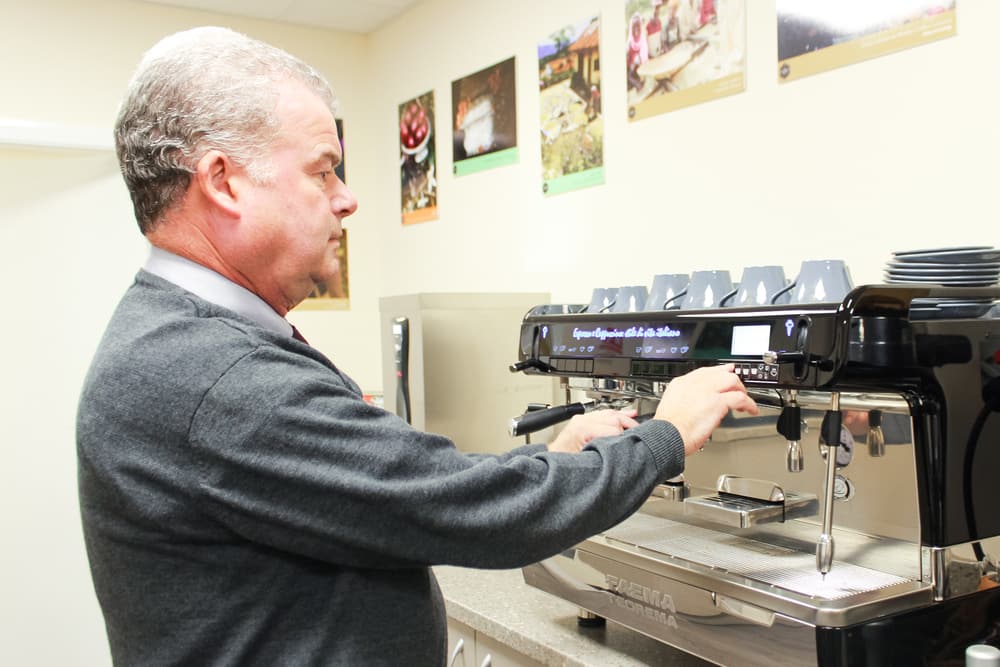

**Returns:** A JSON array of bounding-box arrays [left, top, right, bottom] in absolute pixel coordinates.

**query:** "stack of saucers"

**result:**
[[885, 246, 1000, 286], [886, 246, 1000, 318]]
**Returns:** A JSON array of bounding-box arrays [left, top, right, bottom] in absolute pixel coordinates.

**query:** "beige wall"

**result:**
[[0, 3, 371, 665], [2, 0, 999, 664], [365, 0, 1000, 304]]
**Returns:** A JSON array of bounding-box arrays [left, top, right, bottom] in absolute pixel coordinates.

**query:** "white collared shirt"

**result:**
[[144, 246, 293, 337]]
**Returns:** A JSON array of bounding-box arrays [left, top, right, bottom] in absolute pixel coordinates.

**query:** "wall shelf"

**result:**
[[0, 117, 113, 152]]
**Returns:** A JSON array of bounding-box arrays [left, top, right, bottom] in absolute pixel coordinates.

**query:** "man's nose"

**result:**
[[333, 184, 358, 218]]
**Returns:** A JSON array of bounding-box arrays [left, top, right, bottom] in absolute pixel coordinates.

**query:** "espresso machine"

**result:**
[[510, 283, 1000, 666]]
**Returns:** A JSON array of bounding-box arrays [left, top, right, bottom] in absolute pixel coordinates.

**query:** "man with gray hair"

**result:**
[[78, 26, 756, 665]]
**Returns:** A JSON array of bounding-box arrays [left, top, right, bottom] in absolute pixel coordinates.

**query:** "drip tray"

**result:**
[[684, 491, 818, 528], [603, 513, 915, 603]]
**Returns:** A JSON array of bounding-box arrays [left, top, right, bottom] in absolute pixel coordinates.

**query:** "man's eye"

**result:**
[[318, 171, 330, 182]]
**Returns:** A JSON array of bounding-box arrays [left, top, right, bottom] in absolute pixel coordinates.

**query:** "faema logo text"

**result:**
[[605, 574, 680, 628]]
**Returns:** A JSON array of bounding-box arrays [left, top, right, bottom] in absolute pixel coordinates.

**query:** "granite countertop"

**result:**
[[434, 565, 712, 667]]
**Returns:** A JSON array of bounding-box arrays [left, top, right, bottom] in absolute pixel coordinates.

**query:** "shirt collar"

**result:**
[[143, 246, 293, 337]]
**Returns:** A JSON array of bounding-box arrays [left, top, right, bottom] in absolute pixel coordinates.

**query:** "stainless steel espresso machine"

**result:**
[[510, 284, 1000, 666]]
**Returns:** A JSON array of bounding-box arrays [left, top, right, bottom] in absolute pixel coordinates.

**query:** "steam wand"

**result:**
[[817, 392, 842, 577]]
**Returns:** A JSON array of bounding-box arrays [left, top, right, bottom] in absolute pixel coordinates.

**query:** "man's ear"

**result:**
[[195, 150, 243, 218]]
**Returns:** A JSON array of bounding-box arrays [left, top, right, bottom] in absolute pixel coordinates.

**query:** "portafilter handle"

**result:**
[[508, 401, 594, 438]]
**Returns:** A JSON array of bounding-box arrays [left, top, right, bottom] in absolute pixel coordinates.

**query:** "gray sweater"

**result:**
[[77, 271, 685, 666]]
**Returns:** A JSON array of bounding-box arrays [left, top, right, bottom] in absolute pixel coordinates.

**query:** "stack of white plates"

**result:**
[[884, 246, 1000, 286]]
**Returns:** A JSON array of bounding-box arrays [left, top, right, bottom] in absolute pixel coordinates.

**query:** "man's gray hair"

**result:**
[[115, 26, 338, 234]]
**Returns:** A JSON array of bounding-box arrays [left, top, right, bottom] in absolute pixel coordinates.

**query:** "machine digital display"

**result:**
[[538, 321, 697, 359], [731, 324, 772, 356], [536, 319, 774, 362]]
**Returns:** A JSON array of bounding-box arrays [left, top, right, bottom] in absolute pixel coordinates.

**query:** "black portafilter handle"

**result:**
[[509, 402, 589, 437]]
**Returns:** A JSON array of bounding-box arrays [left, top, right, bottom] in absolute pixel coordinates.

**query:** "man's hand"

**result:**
[[842, 410, 870, 438], [547, 409, 640, 453], [654, 364, 758, 455]]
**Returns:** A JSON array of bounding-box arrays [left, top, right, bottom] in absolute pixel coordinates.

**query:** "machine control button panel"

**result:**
[[734, 361, 779, 383], [550, 358, 595, 373], [547, 357, 779, 382]]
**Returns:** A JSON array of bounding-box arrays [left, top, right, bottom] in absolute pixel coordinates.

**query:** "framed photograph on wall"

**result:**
[[297, 229, 349, 311], [451, 57, 519, 176], [296, 118, 350, 311], [400, 91, 439, 225], [538, 15, 605, 196], [777, 0, 956, 83], [625, 0, 746, 122]]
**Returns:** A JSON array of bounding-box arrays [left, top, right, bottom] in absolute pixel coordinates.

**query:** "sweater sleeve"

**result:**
[[189, 345, 685, 570]]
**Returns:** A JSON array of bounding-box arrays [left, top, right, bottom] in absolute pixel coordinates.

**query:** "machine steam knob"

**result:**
[[763, 350, 810, 381]]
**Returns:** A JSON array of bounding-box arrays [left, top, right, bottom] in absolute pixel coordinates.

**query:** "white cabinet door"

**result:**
[[474, 632, 544, 667], [446, 618, 477, 667]]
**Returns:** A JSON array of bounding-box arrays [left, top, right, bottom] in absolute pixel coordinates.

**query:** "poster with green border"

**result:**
[[451, 57, 518, 176], [538, 16, 605, 197]]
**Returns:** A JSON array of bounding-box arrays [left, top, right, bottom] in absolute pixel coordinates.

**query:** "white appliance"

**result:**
[[379, 293, 557, 454]]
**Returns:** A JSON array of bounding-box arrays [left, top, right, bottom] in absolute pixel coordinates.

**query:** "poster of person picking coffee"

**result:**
[[451, 57, 518, 176], [625, 0, 746, 122], [777, 0, 956, 83], [399, 91, 438, 226], [538, 16, 605, 197]]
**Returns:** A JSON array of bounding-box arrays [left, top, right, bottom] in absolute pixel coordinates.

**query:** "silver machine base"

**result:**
[[523, 505, 933, 667]]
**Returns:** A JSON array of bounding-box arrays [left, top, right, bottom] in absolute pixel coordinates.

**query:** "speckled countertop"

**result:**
[[434, 566, 712, 666]]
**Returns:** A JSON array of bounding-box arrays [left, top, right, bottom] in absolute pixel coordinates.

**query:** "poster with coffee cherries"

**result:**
[[399, 91, 438, 226], [451, 57, 518, 176], [538, 16, 605, 197], [776, 0, 956, 83], [625, 0, 746, 122]]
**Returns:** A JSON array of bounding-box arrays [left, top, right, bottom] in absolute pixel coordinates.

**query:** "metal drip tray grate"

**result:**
[[606, 517, 911, 601]]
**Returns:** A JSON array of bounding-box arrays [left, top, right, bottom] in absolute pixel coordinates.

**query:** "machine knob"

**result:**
[[764, 349, 813, 363]]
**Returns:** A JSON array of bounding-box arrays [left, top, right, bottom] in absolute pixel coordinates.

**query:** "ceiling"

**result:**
[[140, 0, 423, 34]]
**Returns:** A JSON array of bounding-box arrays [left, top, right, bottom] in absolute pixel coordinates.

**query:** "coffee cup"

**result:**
[[771, 259, 853, 304], [587, 287, 618, 313], [644, 273, 690, 310], [723, 265, 789, 307], [679, 270, 736, 310], [612, 285, 649, 313]]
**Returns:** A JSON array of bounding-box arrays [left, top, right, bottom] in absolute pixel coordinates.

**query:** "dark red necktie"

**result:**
[[291, 325, 309, 345]]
